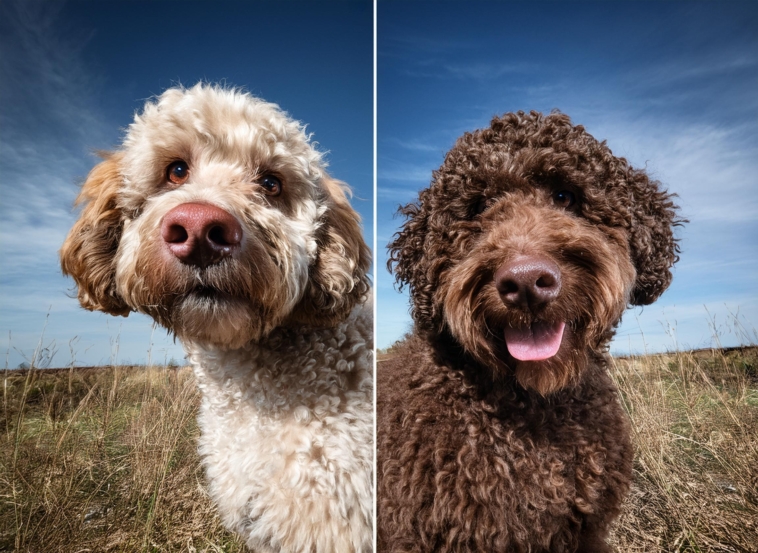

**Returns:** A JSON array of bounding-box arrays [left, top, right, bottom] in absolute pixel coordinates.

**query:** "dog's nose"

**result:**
[[494, 256, 562, 310], [161, 203, 242, 268]]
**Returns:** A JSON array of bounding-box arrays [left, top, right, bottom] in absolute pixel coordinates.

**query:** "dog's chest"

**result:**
[[185, 315, 373, 551], [380, 357, 631, 551], [193, 342, 371, 462], [190, 330, 372, 474]]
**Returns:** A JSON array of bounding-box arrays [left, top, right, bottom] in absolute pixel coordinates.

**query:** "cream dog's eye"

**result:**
[[260, 175, 282, 196], [166, 160, 190, 185]]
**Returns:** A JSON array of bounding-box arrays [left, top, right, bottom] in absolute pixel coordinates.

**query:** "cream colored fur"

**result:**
[[189, 301, 372, 552], [60, 84, 373, 551]]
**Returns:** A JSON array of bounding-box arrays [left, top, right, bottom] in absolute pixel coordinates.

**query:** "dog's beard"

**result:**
[[170, 288, 271, 348], [117, 234, 308, 348]]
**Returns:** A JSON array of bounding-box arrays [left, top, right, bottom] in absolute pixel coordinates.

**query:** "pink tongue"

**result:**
[[504, 321, 565, 361]]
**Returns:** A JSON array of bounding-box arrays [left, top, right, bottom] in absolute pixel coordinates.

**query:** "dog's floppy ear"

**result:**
[[60, 153, 130, 316], [290, 175, 370, 327], [387, 186, 439, 334], [625, 167, 681, 305]]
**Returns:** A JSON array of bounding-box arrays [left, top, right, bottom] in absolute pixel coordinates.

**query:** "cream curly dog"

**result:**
[[61, 84, 373, 552]]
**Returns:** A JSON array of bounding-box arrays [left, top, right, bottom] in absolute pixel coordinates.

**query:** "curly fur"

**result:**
[[379, 111, 681, 552], [61, 84, 373, 552]]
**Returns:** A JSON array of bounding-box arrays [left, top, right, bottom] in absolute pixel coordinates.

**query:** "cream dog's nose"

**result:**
[[161, 202, 242, 268]]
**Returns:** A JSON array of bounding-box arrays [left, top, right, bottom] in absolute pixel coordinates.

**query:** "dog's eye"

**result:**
[[473, 197, 488, 216], [552, 190, 576, 209], [166, 161, 190, 186], [260, 175, 282, 196]]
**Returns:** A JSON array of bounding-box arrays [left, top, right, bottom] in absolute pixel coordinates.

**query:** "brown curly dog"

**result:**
[[378, 111, 681, 552]]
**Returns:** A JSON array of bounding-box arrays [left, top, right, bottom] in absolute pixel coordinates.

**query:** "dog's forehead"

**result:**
[[127, 87, 313, 157], [115, 86, 330, 216]]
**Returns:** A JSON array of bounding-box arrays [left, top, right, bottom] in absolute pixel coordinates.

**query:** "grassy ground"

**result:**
[[2, 348, 757, 552], [609, 347, 758, 552], [0, 365, 243, 553]]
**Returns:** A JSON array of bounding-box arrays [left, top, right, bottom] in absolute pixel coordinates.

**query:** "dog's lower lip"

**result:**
[[504, 321, 565, 361]]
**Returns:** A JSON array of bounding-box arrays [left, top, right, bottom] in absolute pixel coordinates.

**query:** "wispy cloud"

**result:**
[[377, 185, 422, 203], [378, 160, 434, 186], [381, 33, 483, 56], [441, 61, 536, 81], [0, 1, 183, 368], [397, 60, 536, 82], [383, 137, 444, 153], [623, 53, 758, 94]]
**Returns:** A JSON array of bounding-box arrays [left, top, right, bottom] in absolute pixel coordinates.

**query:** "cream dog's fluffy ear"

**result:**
[[60, 153, 130, 316], [290, 175, 370, 327]]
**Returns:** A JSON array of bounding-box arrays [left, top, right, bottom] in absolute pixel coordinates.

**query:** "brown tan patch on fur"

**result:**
[[289, 175, 371, 328], [60, 153, 130, 316]]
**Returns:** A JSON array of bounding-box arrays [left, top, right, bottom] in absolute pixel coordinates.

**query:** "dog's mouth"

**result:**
[[188, 285, 223, 299], [503, 320, 565, 361], [174, 285, 238, 309]]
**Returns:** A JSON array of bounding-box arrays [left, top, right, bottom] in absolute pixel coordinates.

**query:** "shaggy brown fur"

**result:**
[[378, 111, 681, 552]]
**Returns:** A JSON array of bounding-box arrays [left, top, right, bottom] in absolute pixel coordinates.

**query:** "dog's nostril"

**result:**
[[208, 225, 229, 246], [500, 280, 519, 296], [536, 274, 556, 288], [164, 224, 189, 244], [205, 222, 242, 249]]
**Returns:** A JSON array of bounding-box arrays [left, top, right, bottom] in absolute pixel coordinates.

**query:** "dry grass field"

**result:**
[[1, 365, 243, 553], [608, 347, 758, 552], [2, 346, 757, 552]]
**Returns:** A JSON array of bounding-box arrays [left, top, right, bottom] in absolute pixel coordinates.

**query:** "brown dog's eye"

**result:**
[[260, 175, 282, 196], [166, 160, 190, 185], [473, 197, 488, 216], [553, 190, 576, 209]]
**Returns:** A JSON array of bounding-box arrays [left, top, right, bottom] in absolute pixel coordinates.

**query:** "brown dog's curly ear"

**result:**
[[625, 167, 682, 305], [60, 153, 130, 316], [387, 186, 440, 334], [290, 175, 371, 327]]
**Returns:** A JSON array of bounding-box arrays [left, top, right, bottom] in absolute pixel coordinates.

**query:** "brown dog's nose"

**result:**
[[161, 203, 242, 268], [494, 256, 562, 310]]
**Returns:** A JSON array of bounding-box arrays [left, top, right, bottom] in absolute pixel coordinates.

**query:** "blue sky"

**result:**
[[2, 1, 756, 367], [377, 1, 758, 352], [0, 0, 372, 368]]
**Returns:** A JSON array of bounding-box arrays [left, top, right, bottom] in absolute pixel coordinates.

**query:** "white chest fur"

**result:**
[[187, 303, 373, 553]]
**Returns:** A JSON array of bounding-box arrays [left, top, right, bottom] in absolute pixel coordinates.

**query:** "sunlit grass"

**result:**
[[609, 346, 758, 552], [0, 363, 243, 553]]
